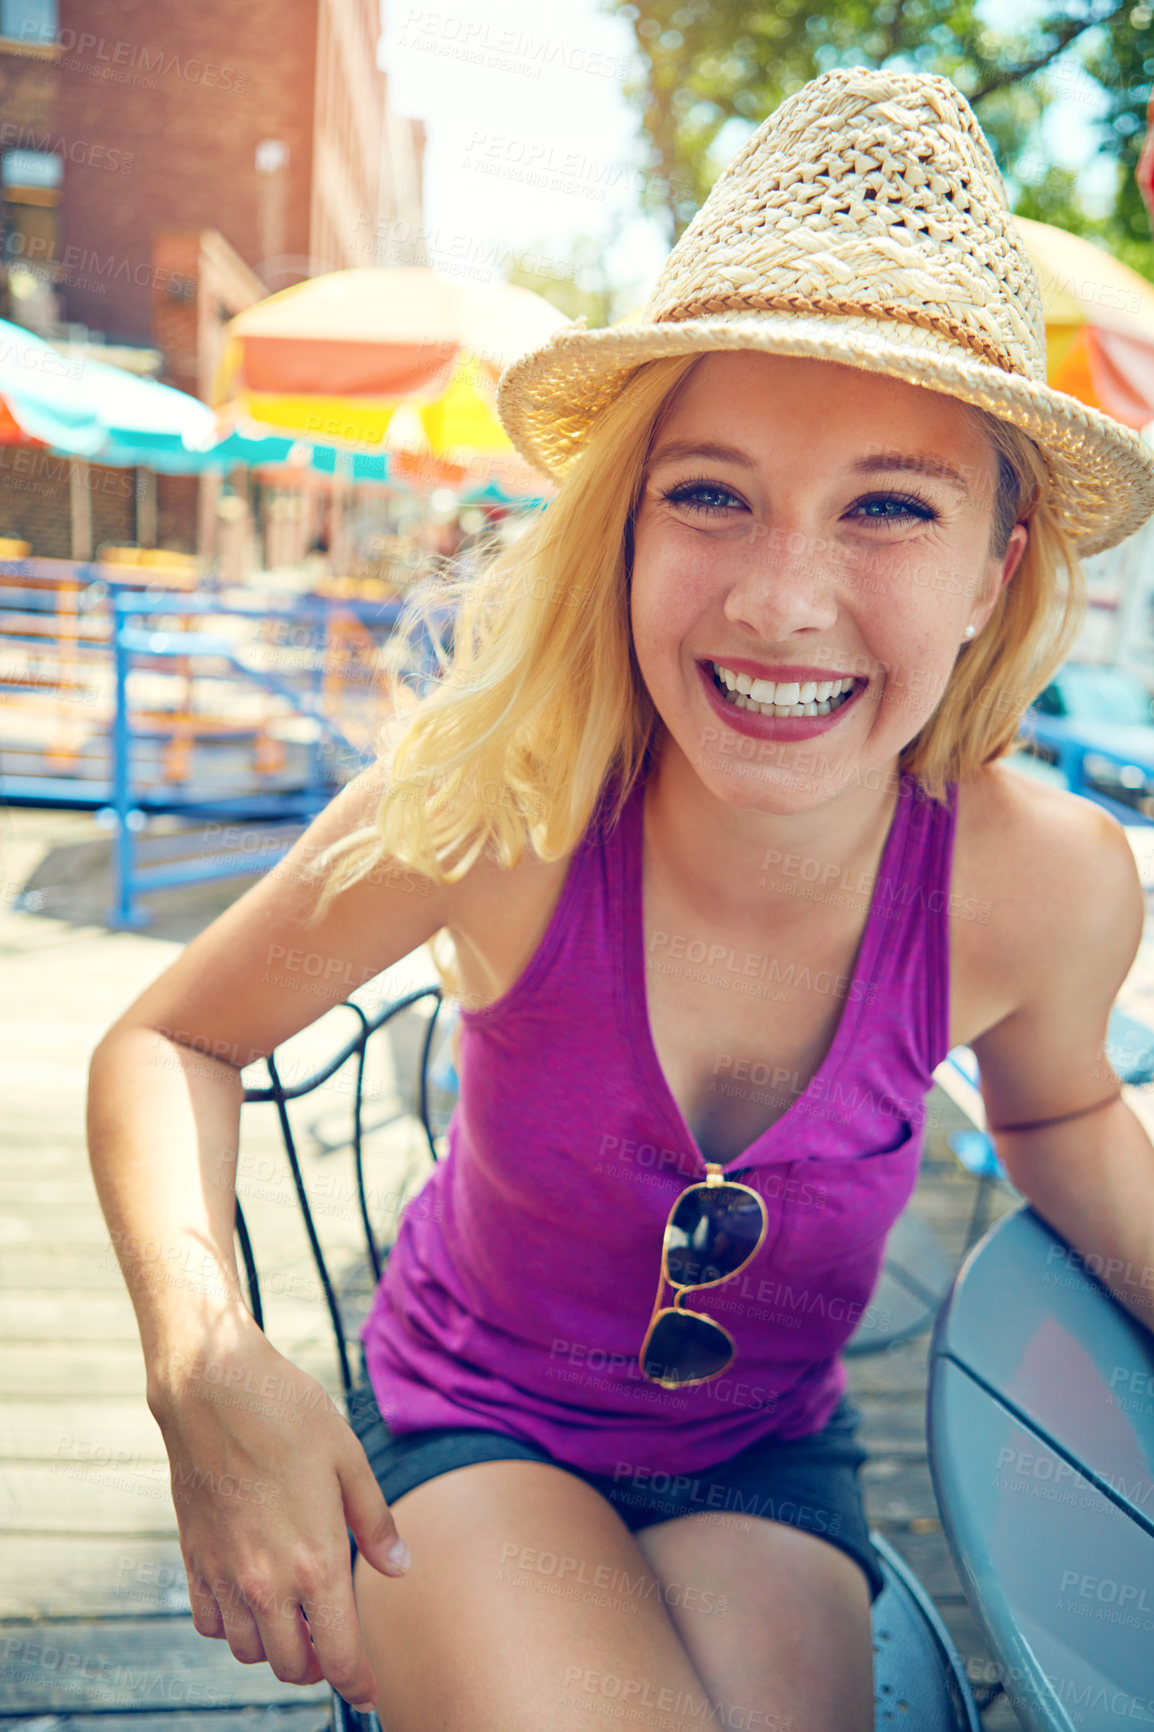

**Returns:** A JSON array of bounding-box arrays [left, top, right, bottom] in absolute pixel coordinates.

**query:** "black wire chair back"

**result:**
[[235, 984, 449, 1401]]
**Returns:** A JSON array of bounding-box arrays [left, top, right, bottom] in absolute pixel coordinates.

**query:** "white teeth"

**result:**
[[710, 662, 860, 719]]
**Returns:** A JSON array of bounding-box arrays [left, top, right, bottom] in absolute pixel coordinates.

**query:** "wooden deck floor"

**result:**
[[0, 803, 1094, 1730]]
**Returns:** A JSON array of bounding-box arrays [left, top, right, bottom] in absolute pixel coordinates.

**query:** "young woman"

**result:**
[[87, 68, 1154, 1732]]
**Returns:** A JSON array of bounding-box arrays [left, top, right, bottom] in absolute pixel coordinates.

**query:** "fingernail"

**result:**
[[387, 1537, 411, 1572], [352, 1703, 375, 1716]]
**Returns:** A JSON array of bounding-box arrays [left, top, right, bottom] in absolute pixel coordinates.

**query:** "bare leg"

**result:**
[[353, 1458, 717, 1731], [635, 1512, 875, 1732]]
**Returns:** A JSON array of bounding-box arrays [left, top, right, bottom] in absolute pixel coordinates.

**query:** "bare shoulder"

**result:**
[[447, 835, 574, 1009], [952, 760, 1145, 1015]]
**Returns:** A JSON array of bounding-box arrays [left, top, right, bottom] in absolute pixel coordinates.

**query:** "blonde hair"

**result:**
[[315, 353, 1084, 918]]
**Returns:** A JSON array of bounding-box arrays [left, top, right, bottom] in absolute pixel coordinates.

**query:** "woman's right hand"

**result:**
[[148, 1317, 409, 1716]]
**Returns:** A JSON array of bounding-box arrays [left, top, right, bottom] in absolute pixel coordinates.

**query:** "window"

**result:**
[[3, 148, 61, 191], [2, 148, 61, 273], [1, 0, 57, 44]]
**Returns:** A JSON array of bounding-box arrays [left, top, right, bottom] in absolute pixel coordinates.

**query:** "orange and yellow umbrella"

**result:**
[[1014, 215, 1154, 429], [213, 268, 566, 469]]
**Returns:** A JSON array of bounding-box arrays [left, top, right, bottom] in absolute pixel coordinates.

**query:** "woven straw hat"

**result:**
[[497, 67, 1154, 555]]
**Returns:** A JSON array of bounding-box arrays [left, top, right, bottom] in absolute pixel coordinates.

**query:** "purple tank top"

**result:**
[[362, 766, 958, 1475]]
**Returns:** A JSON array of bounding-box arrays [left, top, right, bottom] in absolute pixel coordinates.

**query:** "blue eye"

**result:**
[[659, 478, 744, 517], [851, 493, 938, 526]]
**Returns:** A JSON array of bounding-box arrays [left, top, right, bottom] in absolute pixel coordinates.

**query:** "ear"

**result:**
[[974, 520, 1028, 632]]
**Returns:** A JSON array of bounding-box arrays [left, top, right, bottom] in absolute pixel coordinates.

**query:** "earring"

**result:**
[[963, 624, 976, 640]]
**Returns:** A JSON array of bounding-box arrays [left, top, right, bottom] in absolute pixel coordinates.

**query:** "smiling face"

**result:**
[[629, 350, 1028, 812]]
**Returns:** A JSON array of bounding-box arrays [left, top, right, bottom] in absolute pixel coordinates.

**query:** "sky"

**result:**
[[377, 0, 1122, 314], [377, 0, 672, 309]]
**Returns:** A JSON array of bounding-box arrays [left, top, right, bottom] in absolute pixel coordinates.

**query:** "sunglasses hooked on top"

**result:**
[[640, 1164, 769, 1388]]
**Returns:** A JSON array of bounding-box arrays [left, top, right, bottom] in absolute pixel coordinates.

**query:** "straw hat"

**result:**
[[497, 67, 1154, 555]]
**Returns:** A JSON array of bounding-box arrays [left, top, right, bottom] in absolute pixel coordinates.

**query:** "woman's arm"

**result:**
[[970, 796, 1154, 1333], [86, 764, 451, 1711]]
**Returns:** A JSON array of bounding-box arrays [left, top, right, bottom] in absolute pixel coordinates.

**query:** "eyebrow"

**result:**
[[648, 440, 756, 470], [851, 452, 971, 495], [647, 440, 971, 496]]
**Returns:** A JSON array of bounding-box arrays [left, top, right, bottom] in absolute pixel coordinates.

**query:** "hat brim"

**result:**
[[497, 311, 1154, 557]]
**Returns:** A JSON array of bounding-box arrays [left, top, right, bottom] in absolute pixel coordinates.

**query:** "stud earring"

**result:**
[[963, 624, 976, 640]]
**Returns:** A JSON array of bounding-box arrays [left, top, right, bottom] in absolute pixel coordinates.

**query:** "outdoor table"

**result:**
[[928, 1206, 1154, 1732]]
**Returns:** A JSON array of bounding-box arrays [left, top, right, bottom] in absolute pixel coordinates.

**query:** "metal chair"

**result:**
[[844, 1206, 957, 1358], [236, 982, 982, 1731], [928, 1205, 1154, 1732], [235, 981, 451, 1390]]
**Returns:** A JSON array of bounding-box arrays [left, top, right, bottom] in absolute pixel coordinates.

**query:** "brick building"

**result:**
[[0, 0, 426, 556]]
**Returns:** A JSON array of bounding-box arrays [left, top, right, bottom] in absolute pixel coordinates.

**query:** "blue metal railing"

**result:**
[[102, 585, 450, 927], [0, 557, 453, 924]]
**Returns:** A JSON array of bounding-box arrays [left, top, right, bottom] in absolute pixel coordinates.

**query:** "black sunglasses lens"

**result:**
[[644, 1310, 733, 1385], [666, 1184, 764, 1285]]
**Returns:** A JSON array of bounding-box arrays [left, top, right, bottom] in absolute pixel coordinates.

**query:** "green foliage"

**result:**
[[605, 0, 1153, 276], [504, 221, 646, 325], [505, 238, 618, 326]]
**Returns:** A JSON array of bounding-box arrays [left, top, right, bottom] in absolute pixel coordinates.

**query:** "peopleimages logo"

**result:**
[[0, 123, 134, 173], [25, 26, 248, 91]]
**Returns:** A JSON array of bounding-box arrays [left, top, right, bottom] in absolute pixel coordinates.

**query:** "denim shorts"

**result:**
[[346, 1382, 884, 1603]]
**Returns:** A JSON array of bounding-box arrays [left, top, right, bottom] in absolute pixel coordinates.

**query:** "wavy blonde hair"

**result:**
[[315, 352, 1084, 916]]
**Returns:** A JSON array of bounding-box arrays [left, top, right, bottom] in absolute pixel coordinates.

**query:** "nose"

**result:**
[[722, 520, 842, 641]]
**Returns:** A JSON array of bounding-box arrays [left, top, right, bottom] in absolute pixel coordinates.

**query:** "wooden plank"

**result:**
[[0, 1293, 339, 1343], [0, 1616, 331, 1714], [861, 1458, 942, 1527], [0, 1289, 192, 1342], [0, 1535, 191, 1619], [0, 1463, 179, 1536], [0, 1400, 167, 1461], [852, 1396, 929, 1457], [845, 1334, 933, 1398], [0, 1239, 389, 1294], [0, 1343, 336, 1398], [4, 1708, 331, 1731], [0, 1257, 169, 1291], [1, 1343, 149, 1400]]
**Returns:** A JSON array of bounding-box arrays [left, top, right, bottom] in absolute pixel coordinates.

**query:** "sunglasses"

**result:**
[[640, 1163, 768, 1388]]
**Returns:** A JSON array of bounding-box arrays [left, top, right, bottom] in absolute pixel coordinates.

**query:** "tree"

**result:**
[[607, 0, 1154, 276], [504, 215, 646, 325]]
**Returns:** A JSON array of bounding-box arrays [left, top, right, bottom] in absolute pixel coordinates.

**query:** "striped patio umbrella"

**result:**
[[211, 268, 566, 481], [0, 318, 103, 453], [0, 317, 215, 466]]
